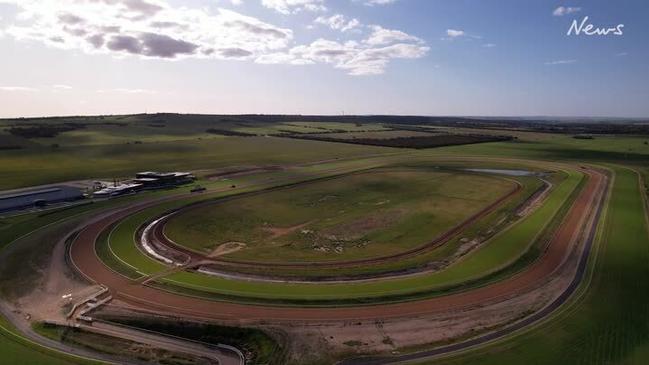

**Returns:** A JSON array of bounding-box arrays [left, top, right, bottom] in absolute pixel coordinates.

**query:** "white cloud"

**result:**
[[52, 84, 73, 90], [365, 25, 422, 45], [263, 28, 428, 75], [96, 88, 157, 94], [2, 1, 293, 60], [0, 0, 427, 76], [544, 59, 577, 65], [482, 43, 496, 48], [314, 14, 360, 32], [255, 52, 314, 65], [0, 86, 38, 92], [261, 0, 326, 15], [553, 6, 581, 16], [230, 0, 243, 5], [442, 29, 484, 41], [361, 0, 398, 5], [446, 29, 465, 38]]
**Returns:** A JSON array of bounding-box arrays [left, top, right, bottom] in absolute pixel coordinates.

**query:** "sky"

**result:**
[[0, 0, 647, 118]]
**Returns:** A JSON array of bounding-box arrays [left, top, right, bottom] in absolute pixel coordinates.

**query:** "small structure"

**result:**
[[93, 183, 143, 198], [190, 185, 206, 193]]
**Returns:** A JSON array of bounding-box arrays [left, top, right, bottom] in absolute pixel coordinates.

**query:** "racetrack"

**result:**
[[68, 166, 606, 324]]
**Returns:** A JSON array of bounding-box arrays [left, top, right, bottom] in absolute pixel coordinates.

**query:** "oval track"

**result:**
[[68, 167, 606, 322]]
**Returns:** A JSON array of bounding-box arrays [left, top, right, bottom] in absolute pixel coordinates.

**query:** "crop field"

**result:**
[[310, 130, 438, 140], [436, 133, 649, 163], [229, 121, 391, 135], [165, 167, 515, 262]]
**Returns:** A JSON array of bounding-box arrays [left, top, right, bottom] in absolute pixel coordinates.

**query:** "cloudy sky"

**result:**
[[0, 0, 647, 118]]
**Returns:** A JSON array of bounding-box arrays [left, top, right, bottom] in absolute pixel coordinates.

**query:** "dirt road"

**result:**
[[81, 321, 243, 365]]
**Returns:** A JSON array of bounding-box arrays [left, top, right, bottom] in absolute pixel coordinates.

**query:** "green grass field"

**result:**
[[431, 166, 649, 365], [210, 173, 547, 279], [434, 133, 649, 163], [165, 167, 515, 262], [151, 168, 580, 302], [0, 135, 386, 189]]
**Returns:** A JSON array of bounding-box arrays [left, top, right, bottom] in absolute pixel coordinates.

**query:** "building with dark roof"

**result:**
[[134, 171, 195, 188]]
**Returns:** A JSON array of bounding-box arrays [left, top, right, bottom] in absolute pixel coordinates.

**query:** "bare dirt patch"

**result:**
[[518, 178, 553, 217], [208, 242, 247, 258], [0, 218, 98, 323], [263, 221, 314, 239]]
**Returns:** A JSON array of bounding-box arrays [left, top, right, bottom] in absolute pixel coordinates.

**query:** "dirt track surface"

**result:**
[[68, 167, 605, 323], [147, 180, 523, 269]]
